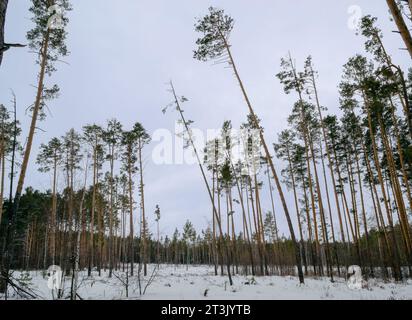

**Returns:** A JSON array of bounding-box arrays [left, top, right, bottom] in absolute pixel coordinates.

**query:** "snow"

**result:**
[[4, 264, 412, 300]]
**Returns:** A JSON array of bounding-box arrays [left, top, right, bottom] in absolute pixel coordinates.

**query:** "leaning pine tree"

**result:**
[[0, 0, 71, 294], [193, 7, 304, 283], [385, 0, 412, 59], [163, 81, 234, 285]]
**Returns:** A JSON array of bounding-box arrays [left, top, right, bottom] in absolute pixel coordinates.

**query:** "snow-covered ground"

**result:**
[[5, 264, 412, 300]]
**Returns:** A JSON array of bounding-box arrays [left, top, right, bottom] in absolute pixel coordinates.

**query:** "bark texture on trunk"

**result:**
[[0, 0, 9, 65], [386, 0, 412, 59]]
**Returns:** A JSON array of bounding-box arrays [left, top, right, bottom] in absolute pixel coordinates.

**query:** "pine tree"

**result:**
[[274, 130, 307, 275], [103, 119, 122, 277], [133, 122, 150, 276], [1, 0, 71, 293], [386, 0, 412, 58], [341, 55, 404, 280], [0, 104, 19, 226], [164, 81, 234, 285], [194, 7, 304, 283], [61, 129, 83, 274], [36, 137, 63, 266], [83, 124, 104, 276]]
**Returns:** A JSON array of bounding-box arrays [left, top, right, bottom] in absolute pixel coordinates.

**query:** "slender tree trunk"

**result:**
[[309, 72, 342, 275], [389, 98, 412, 221], [43, 220, 49, 270], [230, 161, 255, 276], [170, 82, 233, 285], [0, 127, 5, 226], [156, 219, 160, 266], [304, 137, 322, 275], [97, 180, 103, 276], [289, 54, 324, 277], [286, 147, 307, 275], [254, 177, 269, 275], [66, 135, 75, 275], [222, 39, 304, 283], [14, 30, 50, 222], [72, 162, 88, 300], [318, 138, 341, 276], [265, 162, 282, 275], [248, 178, 264, 274], [228, 190, 238, 274], [126, 148, 135, 276], [354, 143, 374, 276], [88, 142, 98, 277], [364, 93, 403, 280], [217, 179, 224, 276], [108, 142, 115, 277], [212, 168, 218, 276], [138, 139, 147, 276], [379, 117, 412, 259], [313, 75, 347, 260], [0, 30, 50, 294], [50, 154, 58, 266], [308, 132, 334, 281], [345, 147, 363, 268]]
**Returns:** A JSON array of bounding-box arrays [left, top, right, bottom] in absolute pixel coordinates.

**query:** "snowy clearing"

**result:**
[[4, 264, 412, 300]]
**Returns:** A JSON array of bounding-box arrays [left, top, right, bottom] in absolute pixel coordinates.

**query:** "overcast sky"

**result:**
[[0, 1, 410, 238]]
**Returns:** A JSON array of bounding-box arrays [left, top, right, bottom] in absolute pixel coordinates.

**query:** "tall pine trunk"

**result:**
[[386, 0, 412, 59], [222, 38, 304, 283]]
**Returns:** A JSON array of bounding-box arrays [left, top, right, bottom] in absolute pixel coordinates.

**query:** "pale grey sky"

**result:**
[[0, 1, 410, 237]]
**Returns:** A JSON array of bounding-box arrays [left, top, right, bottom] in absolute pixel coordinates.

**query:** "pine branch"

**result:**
[[0, 43, 26, 53]]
